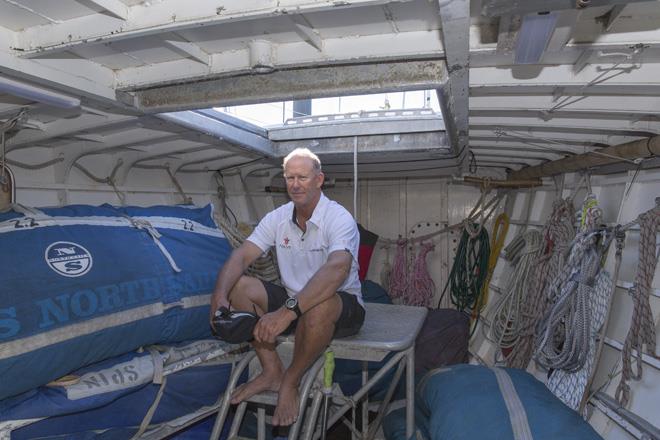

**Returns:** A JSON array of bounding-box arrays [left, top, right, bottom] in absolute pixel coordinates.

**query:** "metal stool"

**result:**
[[210, 341, 327, 440]]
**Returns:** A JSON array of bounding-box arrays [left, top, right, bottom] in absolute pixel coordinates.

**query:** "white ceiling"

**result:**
[[0, 0, 659, 182]]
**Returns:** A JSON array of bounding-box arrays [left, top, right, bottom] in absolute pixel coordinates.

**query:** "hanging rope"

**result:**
[[487, 229, 542, 358], [438, 220, 490, 313], [388, 239, 408, 301], [473, 212, 510, 323], [213, 212, 281, 284], [615, 206, 660, 407], [506, 198, 576, 369], [546, 265, 613, 411], [406, 241, 436, 307], [534, 227, 609, 372]]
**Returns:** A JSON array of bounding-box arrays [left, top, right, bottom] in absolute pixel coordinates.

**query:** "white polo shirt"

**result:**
[[247, 193, 363, 306]]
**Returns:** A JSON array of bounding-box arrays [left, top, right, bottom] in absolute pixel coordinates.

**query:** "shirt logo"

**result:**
[[279, 236, 292, 249], [45, 241, 93, 277]]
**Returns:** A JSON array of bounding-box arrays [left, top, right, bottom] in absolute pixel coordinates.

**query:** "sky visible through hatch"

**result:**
[[215, 90, 442, 127]]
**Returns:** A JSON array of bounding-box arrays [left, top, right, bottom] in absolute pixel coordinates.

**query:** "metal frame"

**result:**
[[210, 303, 427, 440], [436, 0, 470, 168]]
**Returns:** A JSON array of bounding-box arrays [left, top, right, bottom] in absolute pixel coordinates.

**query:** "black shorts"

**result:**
[[262, 281, 365, 338]]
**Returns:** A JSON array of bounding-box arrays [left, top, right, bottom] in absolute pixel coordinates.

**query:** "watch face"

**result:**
[[285, 297, 297, 309]]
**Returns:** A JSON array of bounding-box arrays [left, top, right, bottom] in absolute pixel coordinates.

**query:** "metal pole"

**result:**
[[509, 136, 660, 180]]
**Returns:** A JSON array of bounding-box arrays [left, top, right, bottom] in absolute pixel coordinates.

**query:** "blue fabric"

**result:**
[[0, 204, 231, 400], [9, 361, 238, 440], [382, 404, 431, 440], [114, 204, 218, 228], [416, 364, 603, 440]]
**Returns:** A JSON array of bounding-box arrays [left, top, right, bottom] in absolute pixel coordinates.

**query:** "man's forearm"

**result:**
[[295, 256, 350, 314], [210, 252, 249, 313]]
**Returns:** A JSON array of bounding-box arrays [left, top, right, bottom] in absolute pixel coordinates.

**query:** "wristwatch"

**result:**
[[285, 297, 303, 318]]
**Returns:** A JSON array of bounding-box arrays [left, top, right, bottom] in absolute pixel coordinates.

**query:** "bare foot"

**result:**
[[272, 383, 300, 426], [230, 372, 282, 404]]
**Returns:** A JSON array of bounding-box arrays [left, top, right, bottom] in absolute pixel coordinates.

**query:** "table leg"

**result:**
[[406, 346, 415, 439]]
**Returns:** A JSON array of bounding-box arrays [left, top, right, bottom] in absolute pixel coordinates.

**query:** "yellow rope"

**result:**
[[472, 213, 509, 322]]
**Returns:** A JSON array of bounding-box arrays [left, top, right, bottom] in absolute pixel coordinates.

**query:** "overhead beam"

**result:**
[[275, 131, 451, 156], [481, 0, 650, 17], [127, 60, 447, 113], [573, 49, 593, 74], [509, 136, 660, 180], [288, 15, 323, 52], [471, 84, 660, 97], [116, 30, 443, 89], [157, 110, 276, 158], [0, 48, 117, 106], [83, 0, 128, 20], [7, 113, 136, 152], [15, 0, 417, 57], [471, 123, 657, 138], [470, 109, 660, 122], [163, 38, 210, 65], [469, 137, 603, 152], [471, 63, 660, 95], [604, 4, 627, 32], [470, 95, 660, 114], [436, 0, 470, 164], [269, 112, 445, 141]]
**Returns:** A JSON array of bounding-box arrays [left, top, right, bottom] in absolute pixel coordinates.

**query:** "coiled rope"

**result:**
[[534, 228, 608, 372], [615, 206, 660, 407], [534, 194, 605, 372], [407, 241, 436, 307], [487, 229, 542, 357], [506, 198, 576, 369], [388, 239, 409, 301], [438, 221, 490, 313], [213, 212, 281, 284]]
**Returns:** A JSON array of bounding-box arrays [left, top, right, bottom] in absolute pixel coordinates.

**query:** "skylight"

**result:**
[[214, 90, 442, 128]]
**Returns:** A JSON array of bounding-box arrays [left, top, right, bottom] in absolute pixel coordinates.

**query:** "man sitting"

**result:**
[[210, 147, 365, 426]]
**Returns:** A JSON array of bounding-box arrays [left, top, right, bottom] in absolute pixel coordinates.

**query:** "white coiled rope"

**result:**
[[487, 230, 542, 358], [534, 194, 606, 372], [506, 198, 576, 369], [534, 228, 608, 372]]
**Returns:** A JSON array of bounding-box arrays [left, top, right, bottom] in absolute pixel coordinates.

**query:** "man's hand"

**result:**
[[209, 296, 230, 331], [253, 308, 296, 343]]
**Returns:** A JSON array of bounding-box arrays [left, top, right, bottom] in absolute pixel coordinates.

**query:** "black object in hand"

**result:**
[[211, 306, 259, 344]]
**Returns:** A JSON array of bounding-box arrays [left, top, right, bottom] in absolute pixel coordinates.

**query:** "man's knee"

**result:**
[[228, 276, 267, 310]]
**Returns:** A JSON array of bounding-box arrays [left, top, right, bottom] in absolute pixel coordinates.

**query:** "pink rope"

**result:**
[[407, 241, 436, 307], [388, 239, 408, 300]]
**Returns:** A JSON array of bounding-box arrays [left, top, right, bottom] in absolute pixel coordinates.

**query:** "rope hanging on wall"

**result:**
[[534, 194, 606, 372], [438, 220, 490, 314], [431, 188, 505, 312], [533, 227, 610, 372], [487, 229, 543, 359], [615, 205, 660, 407], [388, 239, 409, 301], [473, 212, 510, 324], [407, 241, 436, 307], [506, 198, 576, 369], [213, 167, 280, 284], [213, 214, 281, 284]]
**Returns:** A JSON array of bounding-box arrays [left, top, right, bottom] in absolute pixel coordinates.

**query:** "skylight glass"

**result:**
[[214, 90, 441, 128]]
